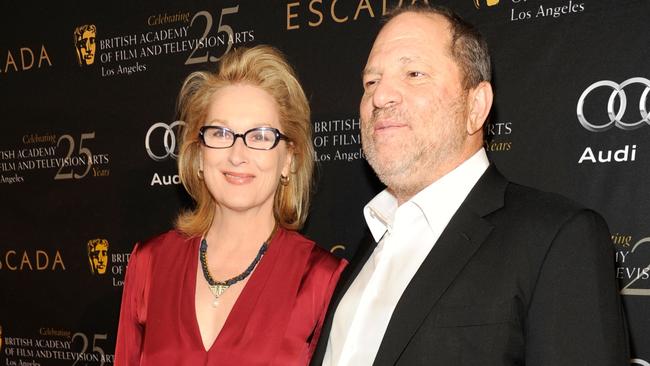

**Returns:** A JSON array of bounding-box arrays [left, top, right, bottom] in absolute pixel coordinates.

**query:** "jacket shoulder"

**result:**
[[493, 182, 609, 250], [503, 182, 592, 220]]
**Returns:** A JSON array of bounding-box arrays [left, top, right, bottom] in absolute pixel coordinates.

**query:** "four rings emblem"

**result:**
[[577, 77, 650, 132], [145, 121, 186, 161]]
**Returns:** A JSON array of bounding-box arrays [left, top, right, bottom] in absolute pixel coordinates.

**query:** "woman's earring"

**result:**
[[280, 174, 289, 186]]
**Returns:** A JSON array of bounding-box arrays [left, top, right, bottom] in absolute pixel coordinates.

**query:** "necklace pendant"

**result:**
[[209, 284, 229, 299], [199, 235, 270, 309]]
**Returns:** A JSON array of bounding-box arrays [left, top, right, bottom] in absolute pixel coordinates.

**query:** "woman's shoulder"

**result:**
[[279, 229, 347, 274], [277, 230, 347, 314], [133, 229, 196, 258], [141, 228, 190, 243]]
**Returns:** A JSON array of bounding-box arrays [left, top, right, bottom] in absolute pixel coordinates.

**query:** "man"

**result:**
[[312, 5, 628, 366]]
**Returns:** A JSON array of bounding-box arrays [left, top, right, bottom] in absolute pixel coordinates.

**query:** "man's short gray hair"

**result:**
[[384, 5, 492, 90]]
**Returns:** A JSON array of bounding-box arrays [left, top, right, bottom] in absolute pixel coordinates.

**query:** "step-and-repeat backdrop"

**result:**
[[1, 0, 649, 364]]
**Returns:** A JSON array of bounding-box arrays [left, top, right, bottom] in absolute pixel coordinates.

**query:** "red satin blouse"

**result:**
[[115, 228, 346, 365]]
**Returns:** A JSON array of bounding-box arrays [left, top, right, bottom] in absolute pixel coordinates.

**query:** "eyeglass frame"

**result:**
[[198, 125, 290, 150]]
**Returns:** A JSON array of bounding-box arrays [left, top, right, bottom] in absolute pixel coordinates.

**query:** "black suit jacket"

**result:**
[[312, 166, 629, 365]]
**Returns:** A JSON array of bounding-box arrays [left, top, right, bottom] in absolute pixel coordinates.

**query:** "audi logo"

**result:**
[[631, 359, 650, 366], [145, 121, 186, 161], [577, 77, 650, 132]]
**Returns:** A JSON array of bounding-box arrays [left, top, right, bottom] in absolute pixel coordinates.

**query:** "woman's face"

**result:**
[[201, 84, 292, 215]]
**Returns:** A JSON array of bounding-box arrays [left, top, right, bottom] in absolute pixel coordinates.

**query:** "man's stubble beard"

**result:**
[[362, 100, 468, 201]]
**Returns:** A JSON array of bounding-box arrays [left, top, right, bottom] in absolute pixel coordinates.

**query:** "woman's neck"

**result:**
[[205, 205, 277, 252]]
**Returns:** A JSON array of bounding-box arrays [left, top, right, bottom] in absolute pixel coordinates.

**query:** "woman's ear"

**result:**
[[282, 142, 295, 177]]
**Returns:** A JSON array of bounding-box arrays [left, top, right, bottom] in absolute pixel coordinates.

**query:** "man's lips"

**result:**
[[373, 119, 407, 133], [223, 171, 255, 184]]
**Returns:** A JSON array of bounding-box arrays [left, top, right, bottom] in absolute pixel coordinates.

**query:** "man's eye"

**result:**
[[364, 80, 377, 88], [408, 71, 425, 78]]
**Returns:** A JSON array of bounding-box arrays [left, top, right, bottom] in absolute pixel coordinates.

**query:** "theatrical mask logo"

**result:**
[[87, 239, 109, 275], [474, 0, 499, 9], [73, 24, 97, 66]]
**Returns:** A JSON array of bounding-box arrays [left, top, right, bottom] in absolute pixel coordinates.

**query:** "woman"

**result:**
[[115, 45, 346, 365]]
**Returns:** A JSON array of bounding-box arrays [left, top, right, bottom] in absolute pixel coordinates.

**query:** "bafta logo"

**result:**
[[73, 24, 97, 66], [474, 0, 499, 8], [87, 239, 109, 275]]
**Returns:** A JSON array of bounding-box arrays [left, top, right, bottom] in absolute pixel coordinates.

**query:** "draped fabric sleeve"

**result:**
[[115, 242, 152, 366], [307, 255, 347, 360]]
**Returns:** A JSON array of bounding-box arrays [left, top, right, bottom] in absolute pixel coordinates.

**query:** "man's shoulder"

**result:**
[[473, 166, 592, 223], [477, 179, 612, 270], [504, 182, 584, 213], [498, 180, 606, 234]]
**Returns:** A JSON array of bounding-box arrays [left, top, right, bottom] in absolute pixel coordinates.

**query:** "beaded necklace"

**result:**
[[199, 226, 275, 307]]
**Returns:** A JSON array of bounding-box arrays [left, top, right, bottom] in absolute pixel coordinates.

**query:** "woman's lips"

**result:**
[[223, 171, 254, 184]]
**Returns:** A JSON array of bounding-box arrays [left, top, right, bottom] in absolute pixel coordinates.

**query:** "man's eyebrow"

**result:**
[[398, 56, 416, 64], [362, 67, 379, 78], [362, 56, 421, 77]]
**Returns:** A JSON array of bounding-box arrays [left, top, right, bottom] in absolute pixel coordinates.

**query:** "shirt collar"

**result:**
[[364, 149, 490, 242]]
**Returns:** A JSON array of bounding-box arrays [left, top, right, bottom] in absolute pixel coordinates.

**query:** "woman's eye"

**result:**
[[213, 129, 228, 138]]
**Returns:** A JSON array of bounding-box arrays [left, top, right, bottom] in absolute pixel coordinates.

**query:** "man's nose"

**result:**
[[372, 79, 402, 109]]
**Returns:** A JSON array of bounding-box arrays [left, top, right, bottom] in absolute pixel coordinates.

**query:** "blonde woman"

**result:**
[[116, 45, 346, 365]]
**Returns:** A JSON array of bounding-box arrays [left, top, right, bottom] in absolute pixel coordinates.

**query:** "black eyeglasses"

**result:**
[[199, 126, 289, 150]]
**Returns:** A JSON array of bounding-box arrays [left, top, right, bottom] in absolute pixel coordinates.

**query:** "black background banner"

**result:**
[[1, 0, 649, 364]]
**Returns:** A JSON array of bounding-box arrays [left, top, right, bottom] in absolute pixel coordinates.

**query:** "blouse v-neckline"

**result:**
[[188, 230, 282, 353]]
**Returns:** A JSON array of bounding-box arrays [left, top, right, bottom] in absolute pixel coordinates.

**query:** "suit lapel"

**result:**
[[311, 231, 378, 364], [373, 166, 507, 365]]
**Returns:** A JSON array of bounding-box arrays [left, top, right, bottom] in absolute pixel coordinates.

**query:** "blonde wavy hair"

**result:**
[[175, 45, 314, 236]]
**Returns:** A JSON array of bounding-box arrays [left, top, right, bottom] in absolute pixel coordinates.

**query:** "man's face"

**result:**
[[360, 12, 470, 203]]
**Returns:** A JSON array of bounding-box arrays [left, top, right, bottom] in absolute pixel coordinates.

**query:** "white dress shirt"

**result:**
[[323, 149, 490, 366]]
